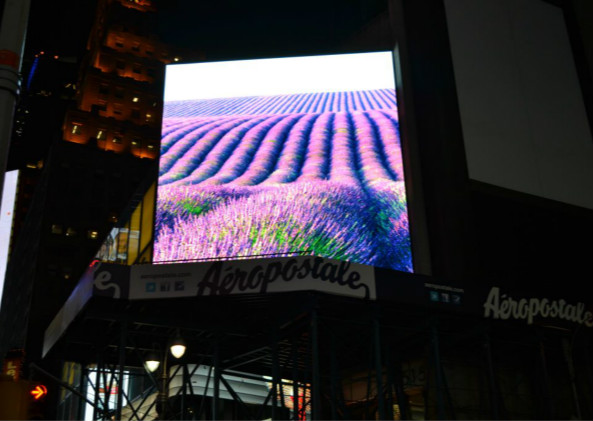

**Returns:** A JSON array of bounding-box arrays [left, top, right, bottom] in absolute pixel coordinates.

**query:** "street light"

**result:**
[[144, 333, 187, 419]]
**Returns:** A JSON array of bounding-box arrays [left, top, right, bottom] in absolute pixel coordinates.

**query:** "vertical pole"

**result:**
[[212, 338, 220, 421], [0, 0, 30, 205], [78, 367, 87, 421], [93, 360, 101, 421], [271, 335, 279, 420], [158, 351, 169, 419], [387, 349, 409, 420], [311, 308, 321, 420], [116, 321, 127, 420], [483, 330, 500, 420], [374, 318, 386, 420], [329, 332, 338, 420], [181, 363, 186, 420], [292, 337, 299, 421], [430, 320, 446, 420], [562, 336, 582, 420], [537, 331, 554, 418]]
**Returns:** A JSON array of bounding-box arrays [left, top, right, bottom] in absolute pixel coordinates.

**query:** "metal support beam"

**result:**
[[116, 321, 127, 420], [430, 320, 446, 420], [292, 336, 299, 421], [482, 330, 500, 420], [311, 308, 321, 420], [373, 318, 386, 420], [329, 331, 339, 420], [212, 338, 220, 420]]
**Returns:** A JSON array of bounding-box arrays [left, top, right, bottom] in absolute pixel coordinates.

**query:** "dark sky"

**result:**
[[22, 0, 389, 62]]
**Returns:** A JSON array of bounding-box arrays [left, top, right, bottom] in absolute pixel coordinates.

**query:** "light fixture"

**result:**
[[144, 351, 160, 372], [170, 333, 186, 359]]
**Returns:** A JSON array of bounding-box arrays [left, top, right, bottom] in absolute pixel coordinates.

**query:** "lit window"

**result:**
[[71, 124, 82, 135], [173, 57, 180, 62], [132, 96, 139, 103], [96, 129, 106, 140], [112, 136, 122, 144], [145, 113, 152, 122], [88, 230, 99, 240], [66, 227, 77, 237], [51, 224, 63, 235], [147, 143, 155, 149], [131, 139, 140, 147]]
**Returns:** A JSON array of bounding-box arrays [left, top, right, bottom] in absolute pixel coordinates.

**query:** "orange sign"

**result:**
[[2, 356, 23, 381], [30, 385, 47, 400]]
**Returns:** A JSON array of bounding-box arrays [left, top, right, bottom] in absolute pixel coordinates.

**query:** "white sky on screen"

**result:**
[[164, 51, 396, 101]]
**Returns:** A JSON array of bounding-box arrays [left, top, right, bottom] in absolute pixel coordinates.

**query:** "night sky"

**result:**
[[23, 0, 390, 62]]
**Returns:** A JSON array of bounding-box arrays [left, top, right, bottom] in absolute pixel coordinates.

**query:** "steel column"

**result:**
[[116, 321, 127, 420], [373, 317, 386, 420], [311, 308, 321, 420]]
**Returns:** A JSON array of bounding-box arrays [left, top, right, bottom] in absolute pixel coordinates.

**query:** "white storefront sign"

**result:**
[[483, 287, 593, 327], [130, 256, 376, 300]]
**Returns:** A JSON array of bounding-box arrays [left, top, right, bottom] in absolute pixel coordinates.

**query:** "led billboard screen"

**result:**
[[154, 52, 413, 272]]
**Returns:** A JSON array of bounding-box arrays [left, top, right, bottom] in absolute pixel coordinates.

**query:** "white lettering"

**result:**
[[482, 287, 592, 328]]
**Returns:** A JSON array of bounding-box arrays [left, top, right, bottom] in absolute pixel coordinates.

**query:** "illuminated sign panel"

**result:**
[[0, 170, 18, 309], [154, 52, 413, 272]]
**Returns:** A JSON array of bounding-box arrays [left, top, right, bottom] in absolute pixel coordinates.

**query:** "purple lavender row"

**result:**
[[328, 112, 359, 185], [263, 113, 318, 184], [200, 115, 286, 185], [161, 116, 270, 185], [159, 117, 241, 176], [367, 110, 404, 181], [350, 111, 394, 185], [160, 117, 221, 156], [163, 89, 397, 117], [296, 112, 333, 181], [229, 114, 303, 186]]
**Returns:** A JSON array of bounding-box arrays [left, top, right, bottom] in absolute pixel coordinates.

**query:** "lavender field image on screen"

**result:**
[[155, 53, 413, 272]]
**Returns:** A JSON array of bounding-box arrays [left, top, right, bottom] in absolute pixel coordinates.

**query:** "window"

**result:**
[[113, 104, 123, 116], [147, 68, 156, 78], [131, 139, 141, 147], [145, 113, 153, 122], [71, 124, 82, 135], [66, 227, 77, 237], [99, 84, 109, 95], [116, 60, 125, 70], [51, 224, 63, 235], [131, 109, 141, 120], [132, 43, 140, 52], [88, 230, 99, 240], [112, 135, 122, 144], [133, 64, 142, 74], [132, 96, 139, 103], [96, 129, 106, 140], [92, 102, 107, 114], [147, 143, 155, 150], [115, 41, 124, 48], [114, 87, 124, 99]]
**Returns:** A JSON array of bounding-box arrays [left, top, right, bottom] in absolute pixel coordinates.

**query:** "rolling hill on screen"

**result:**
[[155, 89, 413, 272]]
